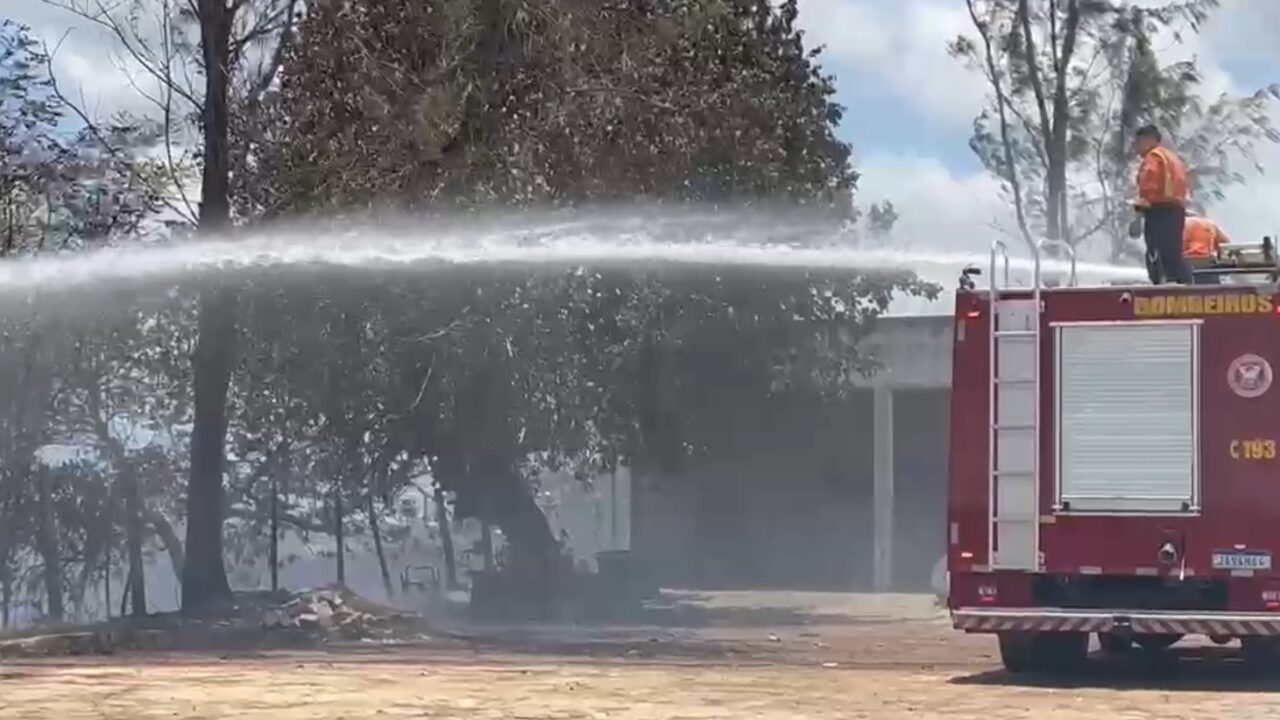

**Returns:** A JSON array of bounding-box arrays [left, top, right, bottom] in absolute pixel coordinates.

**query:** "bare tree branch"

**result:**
[[967, 0, 1037, 251], [40, 0, 203, 109], [42, 33, 197, 225]]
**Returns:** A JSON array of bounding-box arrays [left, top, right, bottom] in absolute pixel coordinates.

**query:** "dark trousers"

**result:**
[[1143, 204, 1192, 284]]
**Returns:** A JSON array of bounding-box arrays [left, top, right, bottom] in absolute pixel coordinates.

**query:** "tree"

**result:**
[[952, 0, 1279, 258], [867, 201, 899, 240], [258, 0, 855, 213], [238, 0, 890, 604], [42, 0, 304, 610], [0, 21, 176, 623], [0, 20, 61, 256]]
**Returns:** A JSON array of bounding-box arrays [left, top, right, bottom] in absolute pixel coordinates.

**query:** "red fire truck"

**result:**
[[947, 237, 1280, 673]]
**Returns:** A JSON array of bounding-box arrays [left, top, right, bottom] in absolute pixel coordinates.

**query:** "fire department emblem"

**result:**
[[1227, 354, 1273, 399]]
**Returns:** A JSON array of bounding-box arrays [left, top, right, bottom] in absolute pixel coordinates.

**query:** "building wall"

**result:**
[[633, 393, 875, 590], [633, 314, 955, 592]]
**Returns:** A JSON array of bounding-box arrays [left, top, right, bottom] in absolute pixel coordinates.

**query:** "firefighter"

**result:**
[[1183, 209, 1231, 285], [1133, 125, 1192, 284]]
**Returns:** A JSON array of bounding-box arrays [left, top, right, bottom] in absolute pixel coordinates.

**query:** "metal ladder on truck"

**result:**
[[987, 239, 1076, 571]]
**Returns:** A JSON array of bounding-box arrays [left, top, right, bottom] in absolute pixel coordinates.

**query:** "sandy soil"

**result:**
[[3, 593, 1280, 719]]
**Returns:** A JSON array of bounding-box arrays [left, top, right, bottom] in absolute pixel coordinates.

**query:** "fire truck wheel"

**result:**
[[1098, 632, 1134, 656], [998, 631, 1088, 674], [1133, 634, 1182, 653], [1241, 637, 1280, 671], [997, 632, 1038, 673]]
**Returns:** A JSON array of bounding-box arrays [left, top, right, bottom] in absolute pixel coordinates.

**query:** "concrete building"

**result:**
[[630, 314, 954, 593], [855, 314, 954, 592]]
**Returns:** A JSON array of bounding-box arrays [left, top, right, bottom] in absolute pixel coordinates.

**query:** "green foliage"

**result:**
[[249, 0, 855, 215], [866, 201, 899, 240]]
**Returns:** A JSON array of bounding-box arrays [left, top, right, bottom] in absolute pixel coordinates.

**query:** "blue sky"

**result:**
[[833, 71, 979, 174], [4, 0, 1279, 260]]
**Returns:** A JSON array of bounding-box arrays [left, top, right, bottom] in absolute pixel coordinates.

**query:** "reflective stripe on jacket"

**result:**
[[1136, 145, 1189, 208]]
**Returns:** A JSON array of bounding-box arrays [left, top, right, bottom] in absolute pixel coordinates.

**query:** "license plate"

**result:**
[[1212, 550, 1272, 571]]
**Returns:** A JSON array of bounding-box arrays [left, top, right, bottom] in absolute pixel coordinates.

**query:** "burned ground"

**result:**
[[4, 593, 1280, 719]]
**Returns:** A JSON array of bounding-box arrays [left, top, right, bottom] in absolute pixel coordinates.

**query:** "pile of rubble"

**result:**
[[258, 586, 425, 641], [0, 586, 430, 658]]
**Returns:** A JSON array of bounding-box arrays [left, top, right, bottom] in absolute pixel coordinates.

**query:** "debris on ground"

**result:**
[[0, 586, 429, 659], [258, 586, 424, 640]]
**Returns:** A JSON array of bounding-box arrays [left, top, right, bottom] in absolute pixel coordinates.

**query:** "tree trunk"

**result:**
[[35, 469, 64, 622], [368, 495, 394, 600], [182, 0, 237, 613], [334, 486, 346, 586], [269, 471, 280, 592], [480, 519, 494, 572], [1048, 0, 1081, 246], [1, 545, 10, 629], [489, 471, 562, 620], [197, 0, 233, 232], [146, 510, 185, 581], [120, 575, 131, 618], [0, 491, 11, 629], [967, 0, 1036, 252], [124, 466, 148, 618], [103, 543, 111, 621], [182, 289, 236, 611], [434, 484, 459, 589]]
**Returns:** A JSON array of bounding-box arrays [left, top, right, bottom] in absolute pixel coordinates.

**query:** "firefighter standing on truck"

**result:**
[[1133, 124, 1192, 284], [1183, 209, 1231, 285]]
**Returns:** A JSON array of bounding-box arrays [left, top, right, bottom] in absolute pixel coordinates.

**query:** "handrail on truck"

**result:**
[[986, 238, 1079, 295], [986, 238, 1078, 295], [1036, 238, 1078, 288], [989, 240, 1010, 295], [986, 240, 1006, 569]]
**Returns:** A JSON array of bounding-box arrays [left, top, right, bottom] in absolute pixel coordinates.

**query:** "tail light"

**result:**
[[1262, 589, 1280, 611]]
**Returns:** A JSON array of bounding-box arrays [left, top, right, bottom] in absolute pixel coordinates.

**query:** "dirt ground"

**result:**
[[4, 593, 1280, 719]]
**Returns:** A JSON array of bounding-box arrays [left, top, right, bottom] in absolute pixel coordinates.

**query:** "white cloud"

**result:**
[[4, 0, 173, 120], [856, 152, 1014, 254], [1199, 0, 1280, 68], [797, 0, 987, 127]]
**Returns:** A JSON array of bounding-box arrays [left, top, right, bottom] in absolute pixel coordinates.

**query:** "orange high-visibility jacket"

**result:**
[[1183, 216, 1229, 258], [1135, 145, 1189, 208]]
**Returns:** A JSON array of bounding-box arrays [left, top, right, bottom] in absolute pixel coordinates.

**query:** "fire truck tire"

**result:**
[[1241, 637, 1280, 671], [997, 632, 1038, 673], [1098, 632, 1134, 656], [998, 631, 1088, 674], [1134, 634, 1182, 653]]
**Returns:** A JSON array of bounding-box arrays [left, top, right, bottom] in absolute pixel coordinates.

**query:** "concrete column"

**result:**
[[873, 385, 895, 592]]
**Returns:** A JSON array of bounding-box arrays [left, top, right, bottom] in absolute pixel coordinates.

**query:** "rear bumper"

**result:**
[[952, 606, 1280, 637]]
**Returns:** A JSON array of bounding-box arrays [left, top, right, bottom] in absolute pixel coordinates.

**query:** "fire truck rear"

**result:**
[[947, 238, 1280, 672]]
